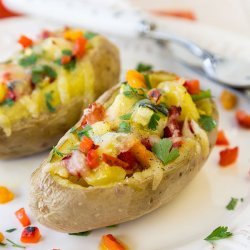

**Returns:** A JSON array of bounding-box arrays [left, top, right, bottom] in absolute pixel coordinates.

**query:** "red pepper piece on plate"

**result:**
[[100, 234, 126, 250], [236, 110, 250, 128], [184, 79, 200, 95], [216, 130, 229, 146], [15, 208, 31, 227], [18, 35, 33, 48], [219, 147, 239, 167], [20, 226, 41, 243]]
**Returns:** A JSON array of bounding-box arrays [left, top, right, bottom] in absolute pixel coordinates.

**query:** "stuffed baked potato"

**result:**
[[0, 28, 120, 158], [30, 70, 218, 233]]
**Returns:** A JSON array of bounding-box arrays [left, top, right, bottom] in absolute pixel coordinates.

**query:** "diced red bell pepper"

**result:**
[[61, 55, 71, 65], [216, 130, 229, 146], [21, 226, 41, 243], [236, 110, 250, 129], [184, 79, 200, 95], [73, 37, 88, 58], [79, 136, 94, 154], [86, 149, 99, 168], [15, 208, 31, 227], [102, 153, 129, 169], [18, 35, 33, 48], [101, 234, 126, 250], [219, 147, 239, 167]]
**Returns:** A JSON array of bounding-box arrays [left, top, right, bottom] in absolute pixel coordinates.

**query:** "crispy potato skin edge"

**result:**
[[0, 36, 120, 159], [29, 86, 218, 233]]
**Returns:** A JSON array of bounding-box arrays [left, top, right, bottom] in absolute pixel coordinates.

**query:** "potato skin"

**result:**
[[29, 86, 218, 233], [0, 36, 120, 159]]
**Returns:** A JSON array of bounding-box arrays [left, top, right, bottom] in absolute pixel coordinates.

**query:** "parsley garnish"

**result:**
[[191, 90, 211, 101], [119, 113, 132, 120], [144, 74, 152, 89], [198, 115, 217, 132], [118, 121, 131, 133], [136, 63, 153, 72], [137, 99, 168, 116], [19, 54, 38, 67], [31, 65, 57, 84], [1, 99, 15, 107], [62, 49, 72, 56], [152, 138, 179, 165], [84, 32, 97, 40], [6, 239, 26, 249], [241, 198, 244, 202], [49, 146, 66, 162], [45, 92, 56, 112], [148, 113, 160, 130], [5, 228, 17, 233], [123, 84, 146, 99], [204, 226, 233, 242], [69, 231, 91, 236], [55, 56, 76, 71], [76, 125, 92, 139], [106, 224, 118, 228], [226, 197, 238, 210]]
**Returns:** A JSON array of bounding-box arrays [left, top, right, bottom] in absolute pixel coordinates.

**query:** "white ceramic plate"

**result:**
[[0, 17, 250, 250]]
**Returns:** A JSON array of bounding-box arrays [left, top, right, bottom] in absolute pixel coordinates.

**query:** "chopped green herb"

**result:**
[[6, 239, 25, 249], [84, 32, 97, 40], [5, 228, 17, 233], [118, 121, 131, 133], [106, 224, 118, 228], [119, 113, 132, 120], [123, 84, 146, 99], [199, 115, 217, 132], [192, 90, 211, 101], [31, 65, 57, 84], [62, 49, 72, 56], [144, 74, 152, 89], [69, 231, 91, 236], [55, 56, 76, 71], [226, 197, 238, 210], [19, 54, 38, 67], [136, 63, 153, 72], [152, 138, 179, 165], [1, 99, 15, 107], [49, 146, 66, 162], [45, 92, 56, 112], [241, 198, 244, 202], [70, 126, 77, 133], [204, 226, 233, 242], [148, 113, 160, 131], [137, 99, 168, 116], [77, 125, 92, 139]]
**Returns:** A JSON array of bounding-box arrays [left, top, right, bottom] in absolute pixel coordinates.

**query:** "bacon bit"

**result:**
[[219, 147, 239, 167], [216, 130, 229, 146], [6, 89, 16, 101], [126, 70, 146, 89], [86, 149, 100, 169], [21, 226, 41, 244], [184, 79, 200, 95], [0, 232, 4, 243], [18, 35, 33, 48], [164, 106, 182, 147], [102, 153, 129, 169], [15, 208, 31, 227], [40, 30, 51, 39], [220, 90, 238, 110], [118, 150, 138, 171], [236, 110, 250, 129], [81, 103, 105, 126], [151, 9, 196, 21], [61, 55, 71, 65], [79, 136, 94, 154], [100, 234, 126, 250], [0, 186, 14, 204], [73, 37, 88, 58], [141, 138, 152, 151], [148, 88, 161, 104]]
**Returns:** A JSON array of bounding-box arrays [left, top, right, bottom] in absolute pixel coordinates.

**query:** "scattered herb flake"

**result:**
[[31, 65, 57, 84], [226, 197, 238, 210], [1, 99, 15, 107], [45, 91, 56, 112], [5, 228, 17, 233], [152, 138, 179, 165], [69, 231, 91, 236], [106, 224, 118, 228], [6, 239, 25, 249], [19, 54, 38, 67], [63, 58, 76, 71], [192, 89, 211, 101], [118, 121, 131, 133], [84, 32, 97, 40], [62, 49, 72, 56], [241, 198, 244, 202], [77, 125, 92, 139], [148, 113, 160, 131], [199, 115, 217, 132], [204, 226, 233, 242], [123, 84, 146, 99], [144, 74, 152, 89], [137, 99, 168, 116], [136, 63, 153, 72], [119, 113, 132, 120]]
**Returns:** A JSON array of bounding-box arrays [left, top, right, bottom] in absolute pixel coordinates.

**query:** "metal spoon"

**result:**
[[139, 21, 250, 90]]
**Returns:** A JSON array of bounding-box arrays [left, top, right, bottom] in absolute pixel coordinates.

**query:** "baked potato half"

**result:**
[[30, 70, 218, 233], [0, 28, 120, 158]]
